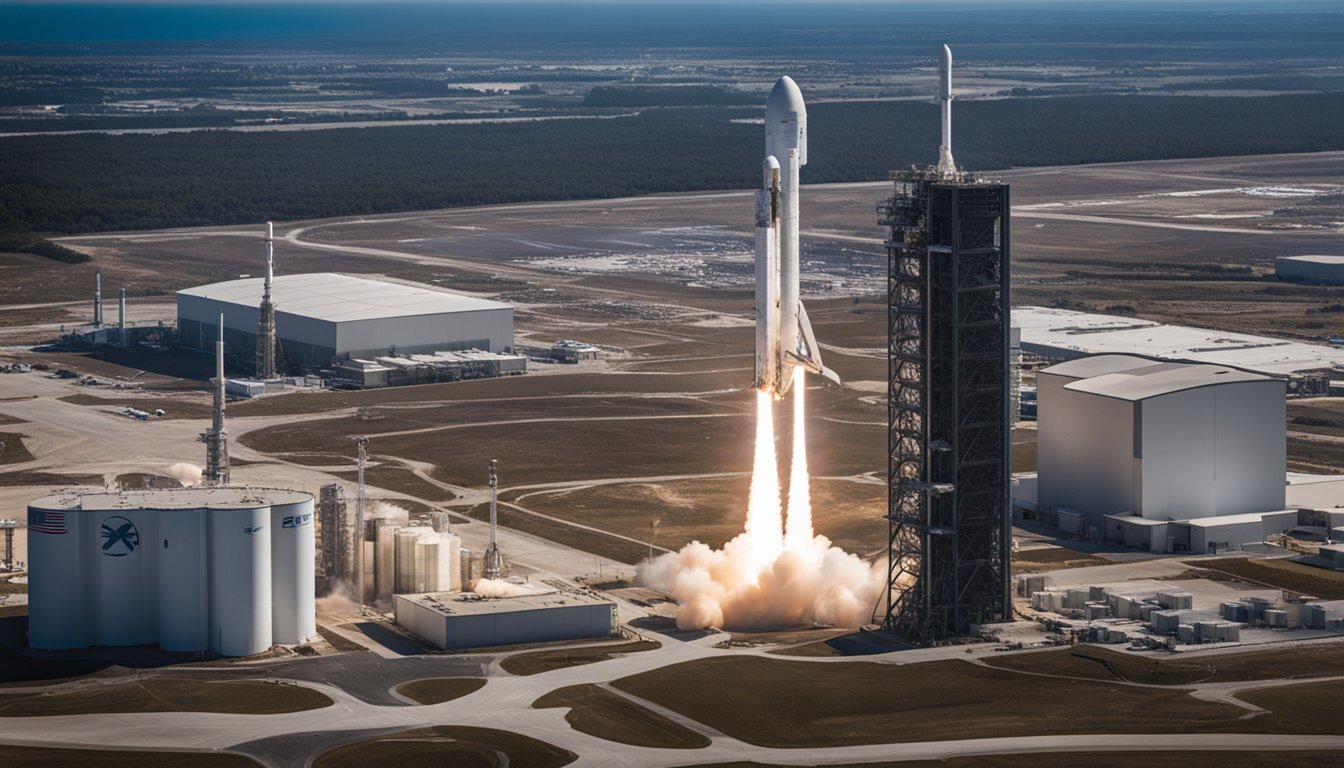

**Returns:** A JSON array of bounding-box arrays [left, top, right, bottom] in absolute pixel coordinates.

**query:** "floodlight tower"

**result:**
[[482, 459, 504, 580], [255, 222, 278, 379], [200, 314, 230, 486]]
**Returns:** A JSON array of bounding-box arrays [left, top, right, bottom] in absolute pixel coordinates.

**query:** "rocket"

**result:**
[[754, 76, 839, 398], [937, 44, 957, 177]]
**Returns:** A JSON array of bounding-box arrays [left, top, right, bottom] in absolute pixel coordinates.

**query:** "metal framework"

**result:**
[[879, 168, 1012, 644]]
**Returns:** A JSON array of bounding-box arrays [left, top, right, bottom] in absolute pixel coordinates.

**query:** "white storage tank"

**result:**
[[93, 506, 158, 646], [374, 520, 396, 604], [26, 497, 93, 650], [157, 508, 208, 652], [396, 526, 421, 594], [209, 502, 272, 657], [270, 496, 316, 645]]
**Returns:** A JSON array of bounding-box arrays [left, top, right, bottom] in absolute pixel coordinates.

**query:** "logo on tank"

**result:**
[[100, 516, 139, 557], [282, 513, 312, 529], [244, 525, 265, 535]]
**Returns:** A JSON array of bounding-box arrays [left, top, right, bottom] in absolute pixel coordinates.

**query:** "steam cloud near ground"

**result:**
[[472, 578, 548, 598], [637, 376, 887, 631], [162, 462, 203, 487]]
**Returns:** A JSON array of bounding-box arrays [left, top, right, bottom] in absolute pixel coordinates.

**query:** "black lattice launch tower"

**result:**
[[876, 45, 1011, 645], [256, 221, 279, 378]]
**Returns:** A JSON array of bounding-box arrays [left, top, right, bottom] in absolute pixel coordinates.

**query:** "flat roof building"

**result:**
[[394, 589, 617, 650], [178, 273, 514, 370]]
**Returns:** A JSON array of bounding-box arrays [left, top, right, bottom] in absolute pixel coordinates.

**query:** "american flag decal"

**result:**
[[30, 510, 67, 535]]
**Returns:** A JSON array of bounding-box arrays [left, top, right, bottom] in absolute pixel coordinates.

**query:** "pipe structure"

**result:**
[[93, 272, 103, 327], [118, 287, 127, 347], [201, 313, 230, 486]]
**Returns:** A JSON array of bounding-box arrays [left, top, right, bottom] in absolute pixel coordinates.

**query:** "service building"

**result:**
[[177, 273, 514, 369]]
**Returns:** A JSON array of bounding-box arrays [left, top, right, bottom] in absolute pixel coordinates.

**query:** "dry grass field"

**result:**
[[0, 678, 333, 717], [533, 683, 710, 749], [312, 726, 575, 768], [0, 746, 261, 768], [500, 639, 660, 676], [982, 641, 1344, 685], [395, 677, 487, 705], [612, 655, 1344, 747], [1194, 557, 1344, 599]]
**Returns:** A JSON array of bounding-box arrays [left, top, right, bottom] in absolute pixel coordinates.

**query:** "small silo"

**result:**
[[26, 495, 93, 650], [92, 505, 158, 646], [373, 519, 396, 604], [270, 494, 316, 646], [157, 507, 208, 652], [395, 526, 421, 594], [209, 500, 272, 657]]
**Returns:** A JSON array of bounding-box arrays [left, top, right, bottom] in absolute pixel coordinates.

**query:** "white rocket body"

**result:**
[[937, 44, 957, 176], [264, 221, 274, 293], [753, 76, 839, 397]]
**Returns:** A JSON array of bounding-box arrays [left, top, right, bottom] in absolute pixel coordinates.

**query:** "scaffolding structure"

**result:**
[[317, 483, 352, 593], [878, 167, 1012, 644]]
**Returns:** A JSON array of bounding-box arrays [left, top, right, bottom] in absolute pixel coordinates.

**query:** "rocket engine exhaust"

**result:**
[[637, 78, 883, 631]]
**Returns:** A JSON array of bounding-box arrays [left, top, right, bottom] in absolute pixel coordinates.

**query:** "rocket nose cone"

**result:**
[[765, 76, 806, 120], [940, 44, 952, 70]]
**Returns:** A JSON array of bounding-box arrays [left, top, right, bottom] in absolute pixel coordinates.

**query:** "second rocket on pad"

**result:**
[[754, 76, 840, 398]]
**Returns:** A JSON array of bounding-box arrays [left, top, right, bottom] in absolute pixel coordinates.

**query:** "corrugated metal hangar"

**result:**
[[395, 590, 617, 650], [27, 487, 315, 657], [1276, 255, 1344, 285], [177, 273, 514, 369], [1036, 355, 1287, 550]]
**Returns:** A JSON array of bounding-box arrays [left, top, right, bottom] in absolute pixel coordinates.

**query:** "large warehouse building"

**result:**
[[177, 273, 514, 370], [1036, 355, 1288, 552], [27, 487, 315, 656], [1276, 255, 1344, 285]]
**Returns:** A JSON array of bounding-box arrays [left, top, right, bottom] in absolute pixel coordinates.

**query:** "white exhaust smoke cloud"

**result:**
[[368, 501, 410, 526], [163, 462, 203, 487], [638, 368, 886, 631]]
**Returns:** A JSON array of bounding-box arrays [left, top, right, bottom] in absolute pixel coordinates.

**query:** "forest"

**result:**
[[2, 93, 1341, 236]]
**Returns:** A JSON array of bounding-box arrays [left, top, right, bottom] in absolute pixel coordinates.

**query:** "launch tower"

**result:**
[[878, 46, 1011, 644], [482, 459, 504, 580], [255, 222, 278, 378]]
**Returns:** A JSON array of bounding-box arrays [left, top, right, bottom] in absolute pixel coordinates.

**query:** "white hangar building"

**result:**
[[177, 273, 514, 369], [1276, 255, 1344, 285], [27, 487, 315, 657], [1036, 355, 1289, 552]]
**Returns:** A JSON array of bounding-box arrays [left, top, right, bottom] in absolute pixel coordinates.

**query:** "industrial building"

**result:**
[[177, 273, 514, 370], [1015, 306, 1343, 393], [1276, 255, 1344, 285], [27, 487, 315, 656], [394, 590, 617, 650], [1035, 355, 1290, 553], [878, 45, 1011, 644]]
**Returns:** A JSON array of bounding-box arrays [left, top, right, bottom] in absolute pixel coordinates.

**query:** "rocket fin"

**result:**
[[789, 301, 842, 388]]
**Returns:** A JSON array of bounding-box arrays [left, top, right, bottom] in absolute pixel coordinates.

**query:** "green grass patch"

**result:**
[[500, 639, 659, 676], [534, 683, 710, 749], [396, 677, 486, 705]]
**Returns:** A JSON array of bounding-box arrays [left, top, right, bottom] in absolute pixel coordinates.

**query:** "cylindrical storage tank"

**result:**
[[446, 534, 462, 591], [26, 498, 93, 650], [270, 497, 315, 645], [374, 521, 395, 604], [93, 506, 158, 646], [413, 537, 437, 593], [396, 527, 420, 594], [158, 508, 208, 652], [209, 504, 272, 656]]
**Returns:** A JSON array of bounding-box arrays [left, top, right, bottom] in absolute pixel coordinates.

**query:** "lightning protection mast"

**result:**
[[201, 313, 230, 486], [255, 222, 278, 379], [482, 459, 504, 580]]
